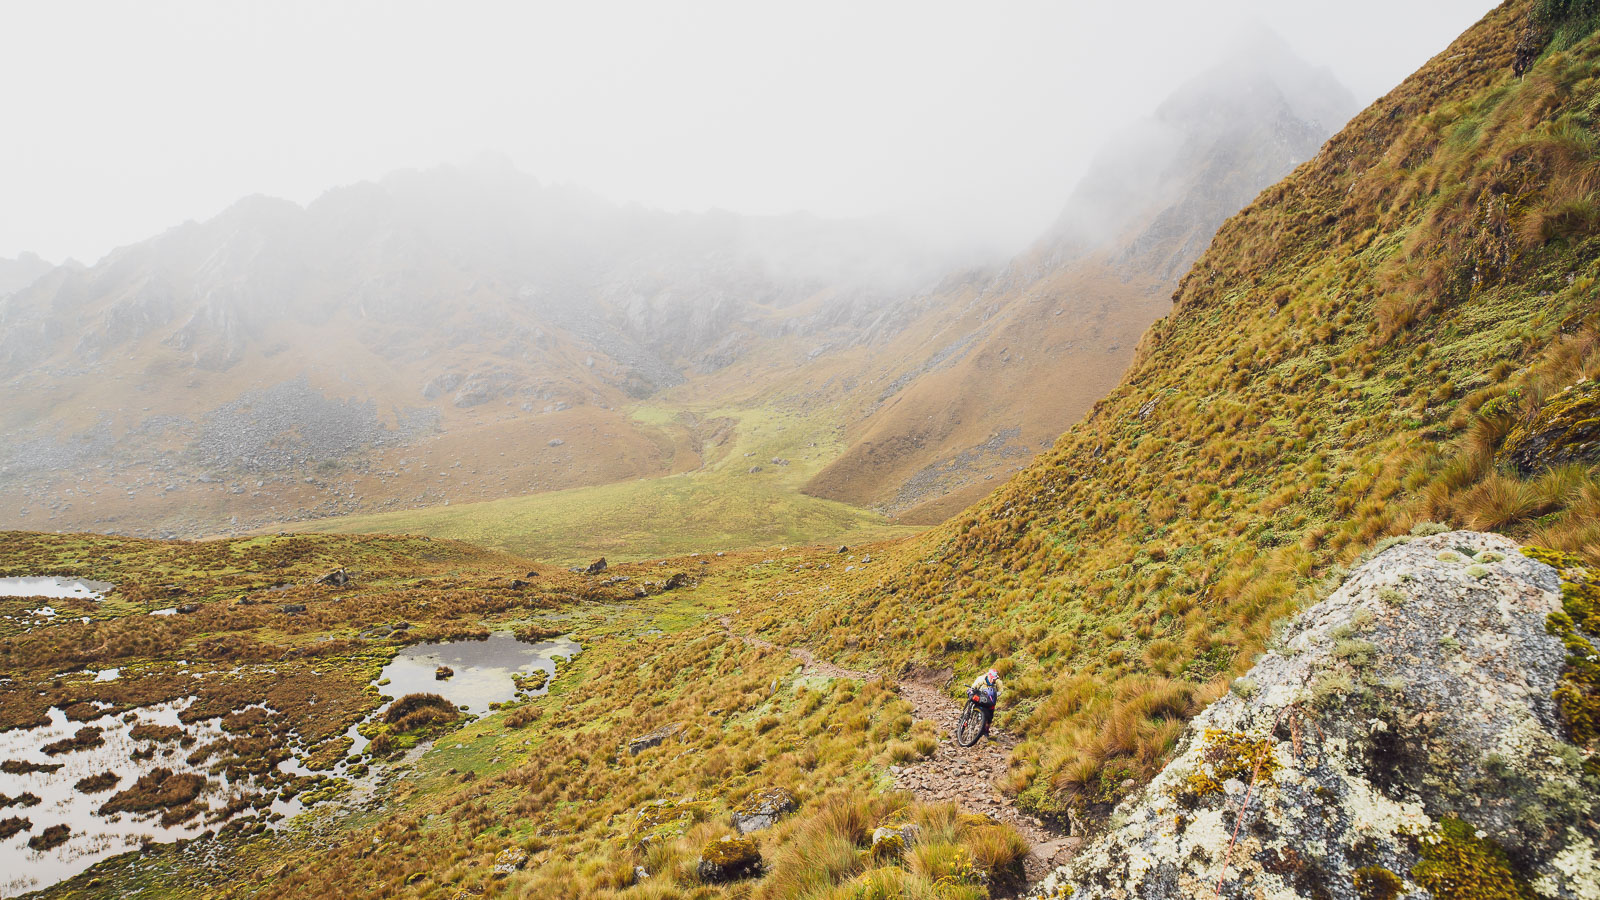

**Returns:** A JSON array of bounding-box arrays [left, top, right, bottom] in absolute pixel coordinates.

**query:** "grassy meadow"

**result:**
[[299, 403, 922, 565]]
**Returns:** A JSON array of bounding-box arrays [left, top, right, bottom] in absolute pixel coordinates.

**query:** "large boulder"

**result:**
[[1500, 380, 1600, 474], [1030, 532, 1598, 900]]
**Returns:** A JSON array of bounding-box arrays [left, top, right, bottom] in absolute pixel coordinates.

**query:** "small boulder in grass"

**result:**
[[492, 846, 528, 878], [732, 786, 797, 835], [697, 834, 762, 882], [871, 822, 922, 859]]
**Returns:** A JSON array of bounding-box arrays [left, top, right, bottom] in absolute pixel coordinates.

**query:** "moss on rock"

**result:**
[[1411, 817, 1535, 900], [697, 834, 762, 882], [1352, 865, 1405, 900], [1499, 380, 1600, 474]]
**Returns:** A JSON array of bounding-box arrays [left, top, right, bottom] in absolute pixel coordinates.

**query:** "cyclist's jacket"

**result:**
[[970, 673, 999, 706]]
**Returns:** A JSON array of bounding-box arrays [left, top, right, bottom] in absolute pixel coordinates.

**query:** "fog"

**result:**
[[2, 0, 1490, 265]]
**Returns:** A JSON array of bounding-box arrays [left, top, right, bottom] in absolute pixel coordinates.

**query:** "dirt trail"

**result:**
[[719, 616, 1077, 881]]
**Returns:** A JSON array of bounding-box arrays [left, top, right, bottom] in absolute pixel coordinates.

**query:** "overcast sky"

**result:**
[[2, 1, 1491, 264]]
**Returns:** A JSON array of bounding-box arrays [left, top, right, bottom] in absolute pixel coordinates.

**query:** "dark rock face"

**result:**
[[732, 787, 797, 835], [584, 558, 607, 576], [1501, 380, 1600, 475], [1031, 532, 1598, 900], [279, 603, 306, 614]]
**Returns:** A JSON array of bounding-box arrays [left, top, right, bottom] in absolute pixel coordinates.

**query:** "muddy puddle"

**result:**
[[376, 632, 579, 716], [0, 577, 113, 601], [0, 701, 296, 896]]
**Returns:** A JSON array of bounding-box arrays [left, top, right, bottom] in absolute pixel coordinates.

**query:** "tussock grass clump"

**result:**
[[383, 693, 460, 733], [98, 767, 206, 815]]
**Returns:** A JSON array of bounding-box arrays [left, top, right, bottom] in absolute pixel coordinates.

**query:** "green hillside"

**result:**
[[739, 0, 1600, 825]]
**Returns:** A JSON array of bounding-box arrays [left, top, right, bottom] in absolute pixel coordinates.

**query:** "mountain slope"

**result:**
[[0, 252, 53, 296], [748, 0, 1600, 833], [0, 164, 956, 539], [803, 36, 1357, 521]]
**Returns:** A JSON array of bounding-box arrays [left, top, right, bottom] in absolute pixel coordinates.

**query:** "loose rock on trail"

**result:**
[[718, 615, 1075, 882]]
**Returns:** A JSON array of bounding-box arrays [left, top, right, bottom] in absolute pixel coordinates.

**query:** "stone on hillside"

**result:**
[[662, 572, 689, 591], [548, 438, 564, 447], [1500, 380, 1600, 474], [870, 822, 922, 857], [491, 847, 528, 877], [584, 558, 607, 575], [627, 722, 683, 756], [421, 372, 464, 400], [696, 834, 762, 882], [316, 568, 350, 587], [280, 604, 306, 614], [1029, 531, 1597, 900], [732, 787, 797, 834], [176, 603, 200, 614]]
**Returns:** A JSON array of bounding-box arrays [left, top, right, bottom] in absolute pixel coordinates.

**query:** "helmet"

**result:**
[[986, 668, 999, 683]]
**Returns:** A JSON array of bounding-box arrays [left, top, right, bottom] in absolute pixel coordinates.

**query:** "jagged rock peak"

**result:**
[[1031, 531, 1598, 899]]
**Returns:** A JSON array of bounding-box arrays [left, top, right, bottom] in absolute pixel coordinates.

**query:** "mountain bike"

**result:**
[[956, 692, 991, 747]]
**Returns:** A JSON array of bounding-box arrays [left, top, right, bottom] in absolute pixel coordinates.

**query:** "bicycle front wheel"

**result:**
[[956, 700, 984, 747]]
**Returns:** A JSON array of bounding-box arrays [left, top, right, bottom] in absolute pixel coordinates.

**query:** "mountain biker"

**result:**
[[968, 668, 1002, 739]]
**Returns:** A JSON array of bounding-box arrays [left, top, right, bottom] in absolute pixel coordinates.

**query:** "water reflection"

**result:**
[[0, 577, 114, 601], [0, 701, 292, 896], [377, 632, 579, 716]]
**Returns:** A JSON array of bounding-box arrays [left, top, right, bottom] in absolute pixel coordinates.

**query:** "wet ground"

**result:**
[[0, 700, 293, 897], [2, 633, 582, 895], [0, 577, 113, 600]]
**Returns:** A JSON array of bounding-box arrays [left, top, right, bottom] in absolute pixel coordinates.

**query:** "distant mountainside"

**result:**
[[0, 251, 54, 296], [0, 164, 960, 537], [0, 36, 1355, 542], [802, 36, 1357, 521]]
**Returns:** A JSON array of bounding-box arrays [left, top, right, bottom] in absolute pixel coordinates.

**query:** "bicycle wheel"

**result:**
[[956, 700, 984, 747]]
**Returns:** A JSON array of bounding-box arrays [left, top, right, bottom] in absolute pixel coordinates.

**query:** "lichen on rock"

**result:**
[[1029, 532, 1599, 900]]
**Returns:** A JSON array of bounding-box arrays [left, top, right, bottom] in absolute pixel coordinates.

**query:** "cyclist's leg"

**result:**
[[979, 702, 993, 735]]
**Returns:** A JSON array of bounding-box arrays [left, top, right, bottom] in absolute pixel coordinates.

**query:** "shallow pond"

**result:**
[[0, 577, 113, 601], [0, 701, 294, 896], [377, 632, 580, 716]]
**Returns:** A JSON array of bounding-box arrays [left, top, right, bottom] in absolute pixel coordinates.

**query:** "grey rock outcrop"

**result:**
[[627, 722, 683, 756], [731, 787, 797, 835], [1031, 531, 1598, 899]]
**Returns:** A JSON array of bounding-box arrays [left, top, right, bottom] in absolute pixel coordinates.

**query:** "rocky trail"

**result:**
[[718, 616, 1076, 881]]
